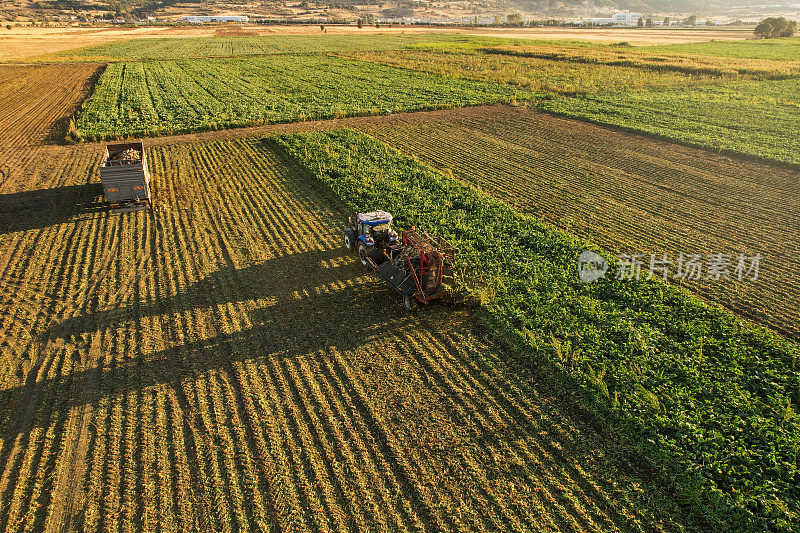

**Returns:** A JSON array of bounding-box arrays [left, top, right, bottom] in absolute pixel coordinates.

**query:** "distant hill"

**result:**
[[0, 0, 774, 23]]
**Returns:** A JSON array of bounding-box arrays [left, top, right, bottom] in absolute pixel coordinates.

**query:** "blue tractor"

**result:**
[[343, 210, 399, 266], [344, 210, 455, 310]]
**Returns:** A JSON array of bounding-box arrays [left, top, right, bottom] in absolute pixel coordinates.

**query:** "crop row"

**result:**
[[277, 128, 800, 531], [73, 54, 533, 140]]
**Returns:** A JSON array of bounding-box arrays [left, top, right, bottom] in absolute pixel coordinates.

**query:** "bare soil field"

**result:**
[[0, 64, 101, 148], [0, 63, 101, 195], [354, 105, 800, 340]]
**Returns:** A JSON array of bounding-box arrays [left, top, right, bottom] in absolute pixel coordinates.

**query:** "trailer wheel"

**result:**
[[403, 294, 415, 311], [344, 232, 353, 251], [358, 243, 369, 268]]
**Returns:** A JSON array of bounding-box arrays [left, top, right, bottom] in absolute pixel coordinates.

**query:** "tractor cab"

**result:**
[[346, 211, 398, 251]]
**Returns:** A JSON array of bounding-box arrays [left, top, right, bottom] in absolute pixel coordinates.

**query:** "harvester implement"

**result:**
[[344, 211, 455, 309]]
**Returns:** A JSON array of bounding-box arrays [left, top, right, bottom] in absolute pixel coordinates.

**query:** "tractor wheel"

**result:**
[[403, 294, 416, 311], [344, 232, 353, 251], [358, 243, 369, 268]]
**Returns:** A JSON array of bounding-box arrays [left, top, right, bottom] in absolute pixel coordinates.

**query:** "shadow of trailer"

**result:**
[[99, 142, 151, 213]]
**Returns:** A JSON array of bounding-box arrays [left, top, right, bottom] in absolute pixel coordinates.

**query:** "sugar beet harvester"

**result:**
[[99, 142, 152, 213], [344, 211, 456, 310]]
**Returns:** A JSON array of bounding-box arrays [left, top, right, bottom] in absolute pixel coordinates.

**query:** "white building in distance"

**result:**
[[182, 15, 249, 24], [579, 12, 643, 26], [611, 12, 643, 25]]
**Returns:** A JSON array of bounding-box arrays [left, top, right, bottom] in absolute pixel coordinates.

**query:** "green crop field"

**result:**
[[279, 128, 800, 531], [536, 77, 800, 166], [47, 33, 466, 62], [649, 37, 800, 61], [73, 54, 534, 140]]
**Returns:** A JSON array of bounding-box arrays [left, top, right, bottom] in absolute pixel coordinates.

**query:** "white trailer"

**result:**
[[99, 142, 151, 213]]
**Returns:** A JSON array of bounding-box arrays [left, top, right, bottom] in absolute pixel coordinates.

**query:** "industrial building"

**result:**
[[182, 15, 249, 24]]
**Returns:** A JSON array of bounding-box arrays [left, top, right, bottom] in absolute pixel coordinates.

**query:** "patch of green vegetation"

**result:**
[[406, 36, 594, 51], [346, 49, 718, 95], [536, 78, 800, 166], [277, 128, 800, 532], [47, 33, 468, 61], [649, 37, 800, 61], [73, 54, 536, 140]]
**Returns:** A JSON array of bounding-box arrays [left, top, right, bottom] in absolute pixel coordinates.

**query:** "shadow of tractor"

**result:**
[[45, 247, 378, 341], [2, 246, 412, 436]]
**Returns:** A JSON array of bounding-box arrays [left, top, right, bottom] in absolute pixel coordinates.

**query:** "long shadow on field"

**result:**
[[0, 183, 104, 234], [44, 247, 358, 341], [0, 275, 418, 533], [0, 289, 411, 434], [4, 247, 412, 437], [0, 246, 696, 531]]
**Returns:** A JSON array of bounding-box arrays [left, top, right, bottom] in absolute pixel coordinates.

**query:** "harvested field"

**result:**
[[0, 138, 687, 531], [0, 63, 101, 149], [0, 63, 102, 199], [355, 105, 800, 340]]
